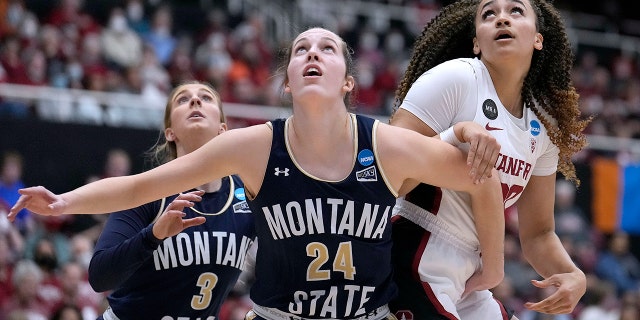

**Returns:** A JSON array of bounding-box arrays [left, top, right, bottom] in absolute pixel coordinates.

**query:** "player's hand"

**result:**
[[458, 121, 500, 184], [523, 271, 586, 314], [152, 190, 206, 240], [7, 186, 67, 221]]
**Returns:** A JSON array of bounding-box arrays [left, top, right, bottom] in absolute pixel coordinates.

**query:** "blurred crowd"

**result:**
[[1, 0, 640, 319], [1, 0, 639, 138]]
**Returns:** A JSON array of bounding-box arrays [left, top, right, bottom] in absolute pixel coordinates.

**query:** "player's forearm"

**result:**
[[89, 224, 159, 291], [61, 175, 147, 214], [470, 174, 504, 284], [521, 231, 582, 278]]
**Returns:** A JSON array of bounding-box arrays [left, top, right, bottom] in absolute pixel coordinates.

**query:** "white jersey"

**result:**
[[395, 57, 559, 247]]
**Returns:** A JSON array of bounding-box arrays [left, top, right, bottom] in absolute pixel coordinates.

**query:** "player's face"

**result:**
[[285, 28, 353, 104], [167, 84, 225, 142], [473, 0, 542, 63]]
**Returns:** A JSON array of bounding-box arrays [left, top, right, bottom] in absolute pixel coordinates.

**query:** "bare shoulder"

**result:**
[[228, 122, 273, 140], [221, 123, 273, 194], [374, 122, 427, 191], [375, 121, 469, 191], [376, 121, 425, 153]]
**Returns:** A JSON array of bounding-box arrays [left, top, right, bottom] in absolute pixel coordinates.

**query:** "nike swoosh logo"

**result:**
[[485, 123, 503, 131]]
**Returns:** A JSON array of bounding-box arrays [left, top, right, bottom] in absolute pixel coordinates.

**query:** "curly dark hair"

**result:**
[[392, 0, 591, 185]]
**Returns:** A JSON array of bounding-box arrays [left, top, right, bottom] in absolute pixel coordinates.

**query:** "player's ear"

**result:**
[[473, 37, 480, 55], [218, 123, 228, 134], [343, 75, 355, 93], [165, 128, 176, 141], [534, 33, 543, 51]]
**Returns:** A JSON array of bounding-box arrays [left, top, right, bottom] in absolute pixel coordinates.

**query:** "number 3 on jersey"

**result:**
[[306, 242, 355, 281], [191, 272, 219, 310]]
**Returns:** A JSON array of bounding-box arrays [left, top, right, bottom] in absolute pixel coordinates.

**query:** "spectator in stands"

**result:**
[[100, 7, 142, 69], [64, 149, 131, 242], [68, 234, 93, 271], [44, 0, 100, 38], [50, 304, 83, 320], [40, 25, 68, 89], [571, 50, 610, 101], [78, 32, 108, 87], [140, 43, 171, 94], [195, 31, 232, 98], [75, 67, 106, 125], [54, 261, 102, 319], [124, 0, 149, 35], [595, 231, 640, 296], [554, 179, 592, 245], [353, 59, 384, 114], [142, 4, 176, 67], [167, 42, 196, 87], [0, 35, 32, 118], [0, 259, 48, 320], [0, 232, 18, 309], [0, 0, 28, 38], [0, 35, 25, 84], [101, 148, 131, 179], [578, 276, 620, 320], [30, 237, 64, 314], [0, 151, 31, 235]]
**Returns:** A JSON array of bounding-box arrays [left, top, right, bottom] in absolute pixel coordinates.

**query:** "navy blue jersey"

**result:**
[[248, 114, 398, 319], [89, 175, 256, 320]]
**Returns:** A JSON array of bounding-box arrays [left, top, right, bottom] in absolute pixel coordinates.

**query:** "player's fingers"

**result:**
[[466, 138, 479, 167], [524, 292, 564, 314], [164, 210, 187, 218], [531, 278, 555, 288], [183, 217, 206, 229], [525, 300, 570, 314], [176, 192, 203, 202], [166, 199, 195, 211], [187, 190, 205, 196], [473, 146, 493, 183], [8, 195, 30, 221]]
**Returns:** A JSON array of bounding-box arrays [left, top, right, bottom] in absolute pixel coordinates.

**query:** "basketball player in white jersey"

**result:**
[[388, 0, 590, 319]]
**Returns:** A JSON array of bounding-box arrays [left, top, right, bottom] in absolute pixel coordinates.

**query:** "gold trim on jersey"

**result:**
[[188, 176, 235, 216], [284, 113, 358, 182]]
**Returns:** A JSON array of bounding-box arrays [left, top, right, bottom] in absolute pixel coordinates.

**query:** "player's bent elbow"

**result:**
[[87, 253, 115, 292]]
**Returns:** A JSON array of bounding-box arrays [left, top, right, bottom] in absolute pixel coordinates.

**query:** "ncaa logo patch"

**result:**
[[234, 187, 246, 201], [482, 99, 498, 120], [356, 166, 377, 182], [358, 149, 374, 166], [530, 120, 541, 136], [395, 310, 414, 320]]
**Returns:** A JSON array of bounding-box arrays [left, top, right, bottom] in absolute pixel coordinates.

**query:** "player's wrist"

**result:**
[[440, 125, 463, 146]]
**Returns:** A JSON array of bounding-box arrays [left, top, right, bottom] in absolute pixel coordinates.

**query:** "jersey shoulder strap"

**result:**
[[150, 197, 167, 224]]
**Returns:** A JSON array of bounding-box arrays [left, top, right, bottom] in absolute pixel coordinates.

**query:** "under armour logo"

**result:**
[[274, 167, 290, 176]]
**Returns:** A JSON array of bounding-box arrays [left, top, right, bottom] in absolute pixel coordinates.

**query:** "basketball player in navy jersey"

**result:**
[[388, 0, 590, 319], [89, 82, 257, 319], [9, 28, 504, 320]]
